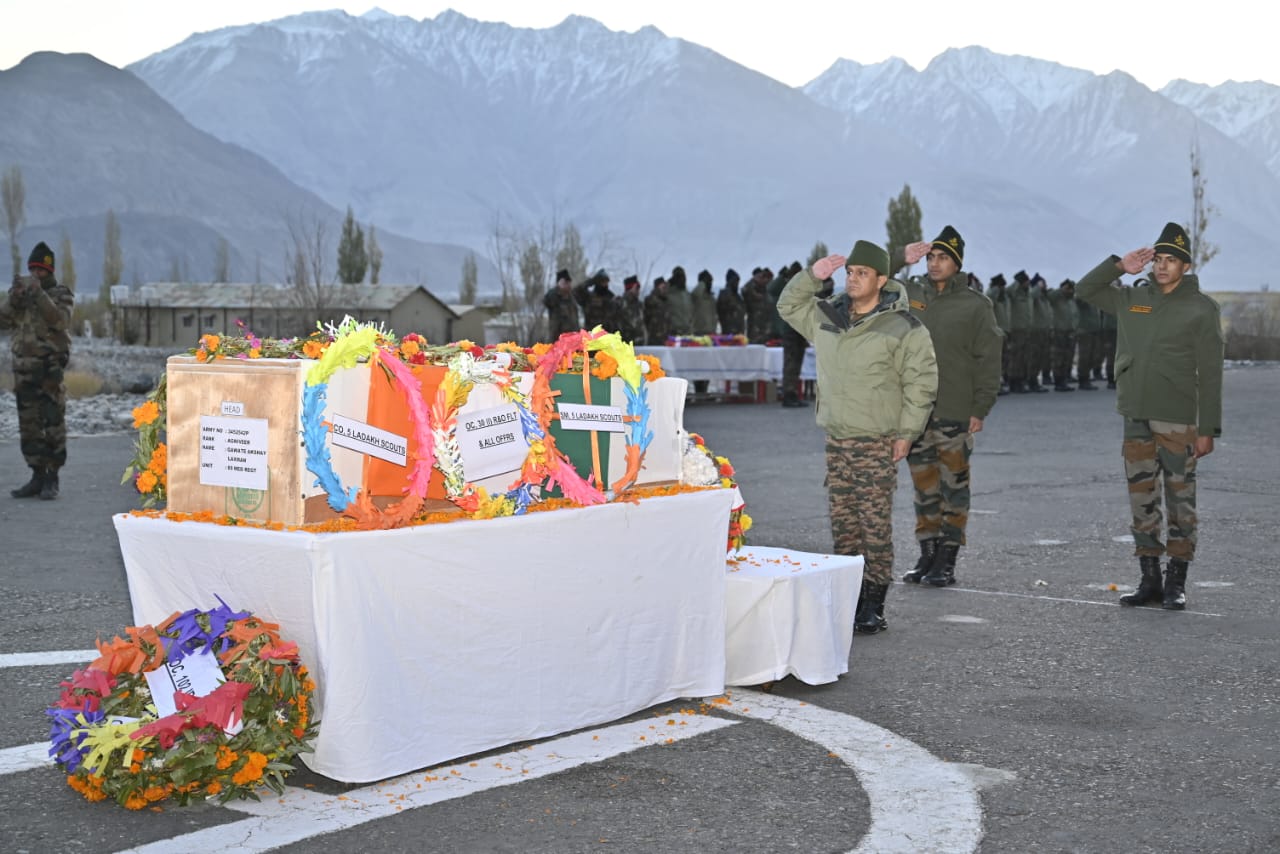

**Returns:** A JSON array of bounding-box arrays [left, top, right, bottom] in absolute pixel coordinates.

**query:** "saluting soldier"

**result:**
[[1074, 223, 1223, 611], [617, 275, 645, 344], [2, 241, 75, 500], [543, 268, 580, 341], [893, 226, 1002, 586], [643, 276, 672, 345]]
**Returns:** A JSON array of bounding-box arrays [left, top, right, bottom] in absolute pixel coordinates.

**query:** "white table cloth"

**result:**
[[764, 346, 817, 382], [724, 545, 864, 686], [635, 345, 775, 382], [114, 489, 735, 782]]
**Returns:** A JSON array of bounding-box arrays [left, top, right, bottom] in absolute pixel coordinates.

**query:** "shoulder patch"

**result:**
[[1128, 305, 1152, 313]]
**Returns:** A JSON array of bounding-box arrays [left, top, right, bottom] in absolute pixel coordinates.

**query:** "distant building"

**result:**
[[111, 283, 464, 348]]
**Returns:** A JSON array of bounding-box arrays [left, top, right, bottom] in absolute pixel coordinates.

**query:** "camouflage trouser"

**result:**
[[825, 436, 897, 584], [908, 418, 973, 545], [1051, 331, 1076, 383], [14, 357, 69, 471], [1122, 418, 1198, 561], [1031, 329, 1051, 379]]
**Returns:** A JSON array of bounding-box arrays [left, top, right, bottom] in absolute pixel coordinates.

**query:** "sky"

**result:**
[[0, 0, 1275, 89]]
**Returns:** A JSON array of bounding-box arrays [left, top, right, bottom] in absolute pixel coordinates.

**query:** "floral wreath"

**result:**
[[48, 598, 317, 809], [123, 374, 168, 507], [429, 351, 542, 518], [684, 431, 752, 552], [301, 321, 436, 530], [528, 328, 653, 502]]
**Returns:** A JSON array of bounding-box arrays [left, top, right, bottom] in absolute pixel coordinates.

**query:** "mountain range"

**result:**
[[3, 8, 1277, 299]]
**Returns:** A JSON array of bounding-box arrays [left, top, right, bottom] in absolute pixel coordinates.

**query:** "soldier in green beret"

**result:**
[[1074, 222, 1223, 611], [2, 241, 75, 500], [778, 240, 938, 635], [892, 226, 1002, 586]]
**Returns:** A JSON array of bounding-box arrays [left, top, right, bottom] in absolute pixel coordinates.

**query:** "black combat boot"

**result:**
[[1078, 378, 1098, 390], [923, 543, 959, 586], [10, 468, 43, 498], [1162, 559, 1188, 610], [1054, 381, 1075, 392], [854, 580, 889, 634], [1119, 556, 1163, 606], [39, 469, 60, 500], [903, 537, 940, 583]]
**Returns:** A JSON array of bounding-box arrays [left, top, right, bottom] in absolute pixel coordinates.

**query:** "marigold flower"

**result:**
[[302, 340, 326, 359], [136, 471, 158, 494], [206, 780, 223, 795], [215, 745, 239, 771], [400, 339, 421, 357], [200, 334, 221, 351], [132, 400, 160, 428], [590, 352, 619, 380]]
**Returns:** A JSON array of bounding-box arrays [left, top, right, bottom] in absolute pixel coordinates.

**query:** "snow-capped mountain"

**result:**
[[99, 10, 1280, 288], [1160, 78, 1280, 178], [0, 51, 490, 297]]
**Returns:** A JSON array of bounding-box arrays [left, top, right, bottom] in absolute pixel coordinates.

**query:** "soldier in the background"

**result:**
[[967, 272, 984, 293], [1074, 287, 1101, 390], [643, 276, 671, 345], [617, 275, 645, 344], [666, 266, 693, 336], [573, 268, 620, 332], [1007, 270, 1033, 392], [716, 268, 747, 336], [1, 242, 75, 500], [543, 268, 580, 341], [742, 267, 773, 344], [773, 261, 809, 407], [1048, 279, 1079, 391], [988, 274, 1011, 394], [1100, 284, 1120, 388], [691, 269, 718, 335], [1029, 273, 1053, 391]]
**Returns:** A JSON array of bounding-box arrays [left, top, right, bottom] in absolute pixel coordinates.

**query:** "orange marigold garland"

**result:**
[[122, 374, 168, 508], [48, 599, 318, 809]]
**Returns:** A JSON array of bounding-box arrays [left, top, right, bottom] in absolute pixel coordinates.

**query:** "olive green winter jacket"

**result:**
[[902, 274, 1003, 422], [1075, 257, 1224, 436], [778, 270, 937, 441]]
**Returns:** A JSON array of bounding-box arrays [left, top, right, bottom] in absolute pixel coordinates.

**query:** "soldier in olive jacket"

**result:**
[[892, 226, 1002, 586], [2, 241, 74, 500], [1075, 222, 1223, 612], [778, 240, 937, 637]]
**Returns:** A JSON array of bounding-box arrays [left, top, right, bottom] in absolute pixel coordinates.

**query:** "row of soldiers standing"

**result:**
[[986, 271, 1120, 393], [543, 263, 807, 346]]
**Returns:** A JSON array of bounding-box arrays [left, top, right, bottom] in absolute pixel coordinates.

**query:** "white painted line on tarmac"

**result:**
[[0, 649, 97, 669], [0, 742, 51, 776], [120, 713, 740, 854], [725, 689, 985, 854], [925, 584, 1224, 617], [938, 615, 988, 624]]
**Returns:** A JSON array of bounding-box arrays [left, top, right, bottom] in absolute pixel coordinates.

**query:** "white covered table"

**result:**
[[724, 545, 864, 686], [114, 489, 735, 782], [635, 345, 775, 382]]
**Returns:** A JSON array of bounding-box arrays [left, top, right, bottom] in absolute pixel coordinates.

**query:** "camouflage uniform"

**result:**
[[826, 436, 897, 584], [770, 266, 808, 404], [642, 284, 671, 345], [742, 270, 774, 344], [1075, 296, 1101, 386], [666, 268, 693, 336], [1, 247, 74, 496], [1048, 284, 1078, 388], [543, 285, 580, 342], [1099, 300, 1118, 385], [1123, 419, 1199, 560], [573, 273, 621, 333], [1006, 273, 1032, 391], [715, 280, 746, 336], [1030, 279, 1053, 386], [616, 290, 644, 344], [1076, 246, 1222, 609]]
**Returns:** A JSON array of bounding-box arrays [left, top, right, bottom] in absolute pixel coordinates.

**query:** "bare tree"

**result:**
[[2, 165, 26, 278], [459, 251, 478, 304], [555, 223, 589, 285], [58, 231, 76, 292], [1185, 131, 1220, 273], [283, 209, 335, 324], [101, 208, 123, 306], [213, 237, 230, 283]]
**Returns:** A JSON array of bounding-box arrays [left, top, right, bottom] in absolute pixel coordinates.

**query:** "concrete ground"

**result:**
[[1, 365, 1277, 853]]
